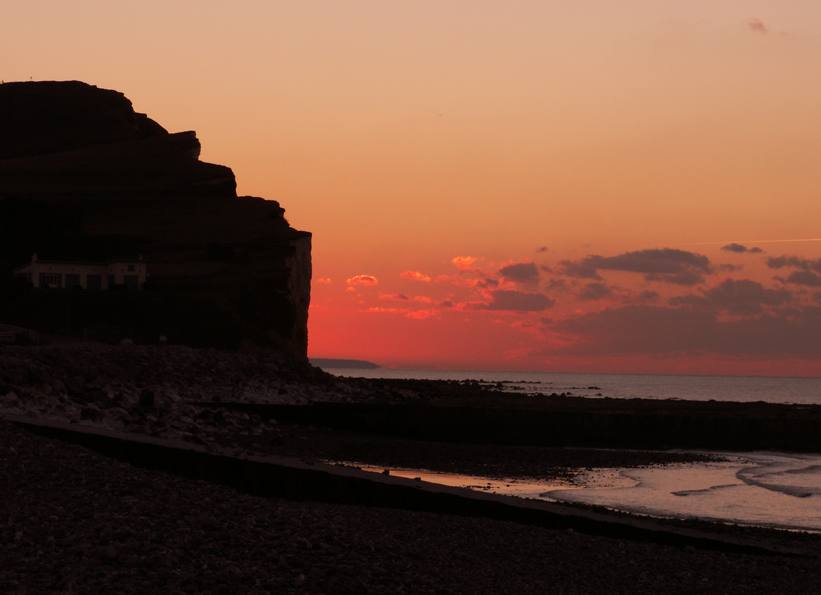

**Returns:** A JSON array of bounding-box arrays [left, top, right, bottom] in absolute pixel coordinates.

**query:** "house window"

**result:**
[[124, 275, 139, 291], [87, 274, 102, 290], [127, 264, 135, 272], [107, 275, 116, 288], [65, 274, 81, 289], [40, 273, 61, 288]]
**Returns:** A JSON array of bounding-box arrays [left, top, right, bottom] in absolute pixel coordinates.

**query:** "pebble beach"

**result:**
[[3, 343, 821, 594]]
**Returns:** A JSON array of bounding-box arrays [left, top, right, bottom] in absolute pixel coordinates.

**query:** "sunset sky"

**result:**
[[5, 1, 821, 375]]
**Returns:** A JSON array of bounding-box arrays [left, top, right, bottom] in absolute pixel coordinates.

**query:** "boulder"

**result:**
[[138, 389, 155, 410]]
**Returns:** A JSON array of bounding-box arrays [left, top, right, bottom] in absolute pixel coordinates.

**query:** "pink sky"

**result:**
[[5, 1, 821, 374]]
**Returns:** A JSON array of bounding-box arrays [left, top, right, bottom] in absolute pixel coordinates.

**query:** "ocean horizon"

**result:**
[[318, 367, 821, 406]]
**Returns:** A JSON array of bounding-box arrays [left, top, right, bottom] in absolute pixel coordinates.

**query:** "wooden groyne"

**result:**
[[195, 400, 821, 453]]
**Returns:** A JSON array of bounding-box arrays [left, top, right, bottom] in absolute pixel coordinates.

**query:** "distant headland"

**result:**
[[310, 359, 381, 370]]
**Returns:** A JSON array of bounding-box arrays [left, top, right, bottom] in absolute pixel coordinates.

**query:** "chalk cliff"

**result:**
[[0, 81, 311, 356]]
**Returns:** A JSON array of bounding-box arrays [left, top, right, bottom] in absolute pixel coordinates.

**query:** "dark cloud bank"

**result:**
[[559, 248, 714, 286], [498, 262, 540, 283], [539, 248, 821, 359], [767, 256, 821, 287], [474, 289, 556, 312], [541, 270, 821, 362]]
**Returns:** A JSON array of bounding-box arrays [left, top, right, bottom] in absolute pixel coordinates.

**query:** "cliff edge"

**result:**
[[0, 81, 311, 356]]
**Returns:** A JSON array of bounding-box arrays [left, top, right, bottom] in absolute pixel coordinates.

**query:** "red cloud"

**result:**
[[406, 309, 439, 319], [364, 307, 407, 314], [401, 270, 431, 282], [452, 256, 479, 271], [315, 278, 332, 284], [362, 306, 438, 319], [346, 275, 378, 287]]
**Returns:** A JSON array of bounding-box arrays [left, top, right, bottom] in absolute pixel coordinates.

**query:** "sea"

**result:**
[[320, 368, 821, 405], [320, 367, 821, 532]]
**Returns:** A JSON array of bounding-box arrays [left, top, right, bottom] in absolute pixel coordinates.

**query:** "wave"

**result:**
[[737, 459, 821, 499], [671, 483, 738, 497]]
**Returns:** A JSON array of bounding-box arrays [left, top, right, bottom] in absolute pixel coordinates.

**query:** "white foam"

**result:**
[[544, 452, 821, 532]]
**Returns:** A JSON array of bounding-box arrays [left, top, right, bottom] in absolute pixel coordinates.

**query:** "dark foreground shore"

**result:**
[[4, 419, 821, 595], [4, 344, 821, 593]]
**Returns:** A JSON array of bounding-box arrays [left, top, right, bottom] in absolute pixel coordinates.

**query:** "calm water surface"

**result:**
[[323, 368, 821, 405]]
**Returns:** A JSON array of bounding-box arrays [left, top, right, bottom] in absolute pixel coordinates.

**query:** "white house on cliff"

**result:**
[[13, 254, 147, 290]]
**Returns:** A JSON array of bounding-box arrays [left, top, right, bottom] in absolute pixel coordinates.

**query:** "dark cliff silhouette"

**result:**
[[0, 81, 311, 355]]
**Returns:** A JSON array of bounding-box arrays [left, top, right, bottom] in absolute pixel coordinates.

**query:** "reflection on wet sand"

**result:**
[[351, 452, 821, 533], [352, 465, 576, 500]]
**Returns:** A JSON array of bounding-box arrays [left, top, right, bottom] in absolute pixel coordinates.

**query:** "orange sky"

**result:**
[[5, 1, 821, 375]]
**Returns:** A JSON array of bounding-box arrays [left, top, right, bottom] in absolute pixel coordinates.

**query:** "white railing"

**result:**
[[0, 324, 41, 344]]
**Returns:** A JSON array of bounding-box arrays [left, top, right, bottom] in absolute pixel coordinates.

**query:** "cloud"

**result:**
[[590, 248, 711, 275], [545, 304, 821, 359], [346, 275, 378, 287], [401, 270, 431, 282], [748, 18, 768, 34], [766, 256, 821, 286], [364, 307, 406, 314], [644, 271, 706, 286], [766, 256, 805, 269], [783, 271, 821, 288], [536, 246, 549, 253], [363, 306, 438, 319], [766, 256, 821, 273], [503, 347, 532, 361], [576, 282, 613, 301], [498, 261, 540, 284], [406, 309, 438, 319], [379, 293, 411, 301], [414, 295, 433, 303], [452, 256, 479, 271], [544, 305, 719, 355], [636, 290, 660, 303], [471, 289, 556, 312], [575, 283, 659, 304], [671, 278, 791, 316], [557, 259, 601, 280], [562, 248, 712, 286], [436, 273, 497, 289], [721, 243, 763, 254], [315, 278, 332, 284], [544, 278, 569, 292], [476, 278, 499, 289]]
